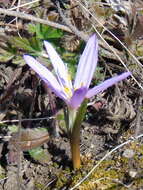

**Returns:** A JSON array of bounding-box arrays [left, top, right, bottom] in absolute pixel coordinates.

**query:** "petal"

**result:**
[[74, 34, 98, 89], [44, 41, 72, 91], [23, 55, 67, 101], [69, 87, 88, 109], [86, 72, 131, 98]]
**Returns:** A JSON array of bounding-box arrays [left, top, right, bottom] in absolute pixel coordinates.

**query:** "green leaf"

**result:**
[[29, 37, 42, 52], [10, 37, 36, 52], [12, 56, 25, 65], [8, 125, 18, 133], [29, 147, 50, 164], [9, 36, 43, 56], [27, 23, 37, 34], [0, 49, 14, 62], [0, 43, 18, 62], [42, 26, 63, 39], [39, 24, 63, 39], [28, 23, 63, 40]]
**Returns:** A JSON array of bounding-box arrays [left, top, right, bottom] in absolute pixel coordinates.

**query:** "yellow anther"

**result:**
[[64, 87, 72, 98]]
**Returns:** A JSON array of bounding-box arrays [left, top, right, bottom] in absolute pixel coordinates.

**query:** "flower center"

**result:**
[[64, 86, 72, 98]]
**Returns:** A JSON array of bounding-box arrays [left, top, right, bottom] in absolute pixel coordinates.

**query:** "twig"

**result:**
[[56, 2, 88, 42], [0, 116, 55, 124], [94, 177, 130, 188], [0, 177, 8, 182], [92, 25, 143, 90], [43, 178, 56, 190], [15, 0, 22, 38], [76, 0, 143, 69], [0, 8, 72, 33], [17, 113, 22, 190], [46, 88, 59, 137], [134, 96, 143, 137], [8, 0, 40, 10], [0, 135, 11, 139], [28, 77, 39, 125], [76, 0, 143, 90], [70, 134, 143, 190]]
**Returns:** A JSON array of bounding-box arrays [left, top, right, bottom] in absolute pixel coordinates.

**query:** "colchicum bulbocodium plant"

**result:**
[[24, 34, 131, 169]]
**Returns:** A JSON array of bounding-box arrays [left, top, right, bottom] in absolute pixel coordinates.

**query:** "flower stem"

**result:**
[[69, 100, 88, 169], [70, 124, 81, 169]]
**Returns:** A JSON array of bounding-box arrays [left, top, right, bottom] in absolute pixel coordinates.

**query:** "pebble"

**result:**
[[122, 149, 135, 158]]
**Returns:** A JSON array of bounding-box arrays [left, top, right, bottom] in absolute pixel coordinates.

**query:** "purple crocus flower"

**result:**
[[23, 34, 131, 109]]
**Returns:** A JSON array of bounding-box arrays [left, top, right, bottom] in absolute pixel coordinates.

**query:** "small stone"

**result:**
[[123, 149, 135, 158], [86, 152, 92, 158], [91, 144, 94, 149], [129, 169, 137, 178]]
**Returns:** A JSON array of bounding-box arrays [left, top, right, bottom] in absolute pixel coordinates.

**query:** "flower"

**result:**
[[23, 34, 131, 109]]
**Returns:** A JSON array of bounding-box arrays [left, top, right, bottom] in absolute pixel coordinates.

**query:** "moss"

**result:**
[[69, 141, 143, 190], [55, 169, 72, 188], [0, 165, 5, 180], [35, 183, 45, 190], [33, 140, 143, 189]]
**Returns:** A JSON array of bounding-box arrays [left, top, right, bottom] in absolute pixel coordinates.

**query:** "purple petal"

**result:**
[[74, 34, 98, 89], [23, 55, 68, 101], [44, 41, 73, 91], [69, 87, 88, 109], [86, 72, 131, 98]]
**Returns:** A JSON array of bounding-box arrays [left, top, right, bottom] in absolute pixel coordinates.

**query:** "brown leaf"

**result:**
[[8, 129, 49, 151]]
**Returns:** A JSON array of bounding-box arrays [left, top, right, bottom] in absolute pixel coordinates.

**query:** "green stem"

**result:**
[[69, 100, 88, 169], [70, 123, 81, 169]]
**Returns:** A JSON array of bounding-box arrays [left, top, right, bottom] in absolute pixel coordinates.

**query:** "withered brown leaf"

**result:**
[[9, 129, 49, 151], [7, 129, 49, 164]]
